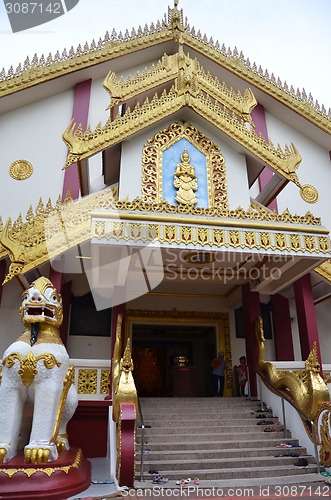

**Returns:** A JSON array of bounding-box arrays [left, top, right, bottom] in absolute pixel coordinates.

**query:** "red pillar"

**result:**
[[293, 274, 322, 365], [242, 283, 261, 397], [62, 79, 92, 201], [251, 104, 278, 212], [59, 280, 72, 346], [271, 294, 294, 361], [48, 80, 92, 342]]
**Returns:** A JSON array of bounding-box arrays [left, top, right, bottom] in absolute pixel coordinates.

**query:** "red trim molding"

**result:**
[[242, 283, 261, 397], [0, 448, 90, 500], [271, 294, 294, 361], [62, 79, 92, 201], [293, 274, 322, 369], [118, 403, 136, 487], [251, 104, 278, 212], [67, 401, 111, 458]]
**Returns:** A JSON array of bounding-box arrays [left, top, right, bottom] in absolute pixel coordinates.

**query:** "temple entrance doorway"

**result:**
[[131, 323, 216, 397]]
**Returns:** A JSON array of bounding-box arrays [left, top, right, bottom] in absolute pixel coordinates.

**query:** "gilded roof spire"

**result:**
[[165, 0, 187, 32]]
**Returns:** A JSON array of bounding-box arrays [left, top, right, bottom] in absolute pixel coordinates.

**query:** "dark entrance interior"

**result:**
[[132, 324, 216, 397]]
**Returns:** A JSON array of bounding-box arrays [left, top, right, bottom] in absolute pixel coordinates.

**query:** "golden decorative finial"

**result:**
[[305, 341, 320, 373], [164, 0, 187, 32]]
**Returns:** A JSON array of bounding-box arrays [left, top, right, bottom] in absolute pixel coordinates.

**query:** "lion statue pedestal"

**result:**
[[0, 277, 91, 499]]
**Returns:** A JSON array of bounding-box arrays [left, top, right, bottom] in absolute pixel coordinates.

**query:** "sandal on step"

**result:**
[[153, 476, 168, 484], [194, 476, 200, 485], [176, 479, 186, 486], [148, 469, 159, 474]]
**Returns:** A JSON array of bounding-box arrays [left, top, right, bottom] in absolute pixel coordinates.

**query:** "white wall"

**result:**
[[88, 75, 111, 130], [0, 90, 73, 221], [316, 299, 331, 365], [88, 58, 164, 131], [265, 112, 331, 230], [67, 335, 112, 360], [258, 377, 317, 459]]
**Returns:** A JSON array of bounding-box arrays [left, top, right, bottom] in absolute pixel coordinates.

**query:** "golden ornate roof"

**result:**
[[314, 260, 331, 283], [103, 48, 257, 123], [1, 2, 330, 135], [63, 78, 311, 197]]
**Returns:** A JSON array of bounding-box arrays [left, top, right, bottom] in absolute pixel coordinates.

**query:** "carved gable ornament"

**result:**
[[141, 122, 228, 210], [63, 47, 317, 204]]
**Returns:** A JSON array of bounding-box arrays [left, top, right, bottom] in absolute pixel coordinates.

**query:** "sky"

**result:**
[[0, 0, 330, 109]]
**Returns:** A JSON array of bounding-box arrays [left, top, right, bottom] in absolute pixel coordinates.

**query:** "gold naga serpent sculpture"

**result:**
[[111, 313, 138, 486], [255, 316, 330, 439]]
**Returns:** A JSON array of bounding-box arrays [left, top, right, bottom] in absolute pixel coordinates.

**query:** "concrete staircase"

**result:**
[[136, 397, 318, 484]]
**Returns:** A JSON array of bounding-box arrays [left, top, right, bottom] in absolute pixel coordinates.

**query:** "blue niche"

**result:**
[[162, 138, 208, 207]]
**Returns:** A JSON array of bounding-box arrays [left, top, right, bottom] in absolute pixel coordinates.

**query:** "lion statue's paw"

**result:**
[[56, 434, 70, 452], [0, 443, 13, 464], [0, 446, 8, 464], [24, 444, 58, 464]]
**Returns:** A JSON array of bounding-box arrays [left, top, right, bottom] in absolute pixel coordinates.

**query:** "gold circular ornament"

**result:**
[[300, 184, 318, 204], [9, 159, 33, 180]]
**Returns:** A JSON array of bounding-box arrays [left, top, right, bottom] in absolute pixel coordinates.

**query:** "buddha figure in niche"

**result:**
[[174, 149, 198, 206]]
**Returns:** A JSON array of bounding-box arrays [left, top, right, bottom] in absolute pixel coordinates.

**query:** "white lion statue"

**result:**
[[0, 277, 78, 464]]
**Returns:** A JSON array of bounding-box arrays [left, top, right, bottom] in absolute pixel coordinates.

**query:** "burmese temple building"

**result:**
[[1, 2, 331, 498]]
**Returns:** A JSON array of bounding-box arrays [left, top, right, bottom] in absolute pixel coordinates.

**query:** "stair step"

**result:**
[[137, 438, 299, 451], [137, 464, 318, 481], [137, 397, 314, 483], [138, 447, 308, 460], [138, 426, 285, 435], [140, 455, 315, 471], [139, 420, 280, 428]]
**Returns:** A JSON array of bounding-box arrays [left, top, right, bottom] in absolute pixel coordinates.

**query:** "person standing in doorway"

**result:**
[[211, 351, 227, 397], [237, 356, 248, 397]]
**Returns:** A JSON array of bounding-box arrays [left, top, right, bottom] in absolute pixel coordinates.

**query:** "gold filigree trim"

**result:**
[[0, 184, 326, 284], [103, 49, 256, 123], [142, 122, 227, 208], [112, 313, 138, 423], [316, 401, 331, 466], [3, 352, 61, 387], [1, 8, 329, 135], [9, 160, 33, 180], [100, 199, 322, 226], [62, 88, 308, 195], [100, 369, 111, 394], [314, 260, 331, 283], [0, 448, 82, 477], [50, 365, 75, 444], [77, 369, 97, 394], [0, 184, 119, 282], [92, 216, 330, 255], [300, 184, 319, 204], [180, 30, 331, 135]]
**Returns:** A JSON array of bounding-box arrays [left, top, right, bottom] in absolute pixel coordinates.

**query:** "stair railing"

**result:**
[[258, 372, 321, 474], [137, 397, 146, 482]]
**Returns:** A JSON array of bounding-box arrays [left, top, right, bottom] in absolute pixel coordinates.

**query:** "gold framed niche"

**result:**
[[141, 121, 228, 209], [125, 309, 232, 397]]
